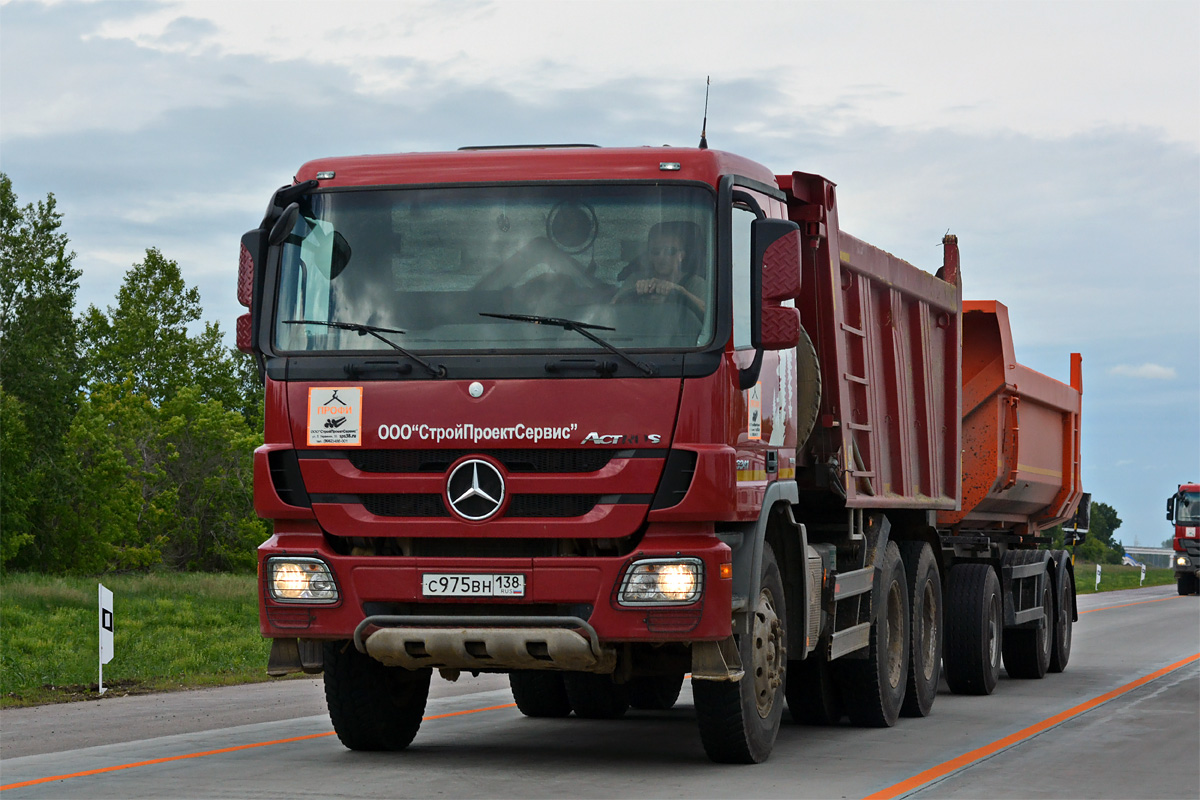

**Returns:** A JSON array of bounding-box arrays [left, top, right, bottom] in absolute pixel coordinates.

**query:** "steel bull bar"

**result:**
[[353, 615, 618, 673]]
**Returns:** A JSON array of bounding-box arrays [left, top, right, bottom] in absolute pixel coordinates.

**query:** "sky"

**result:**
[[2, 0, 1197, 546]]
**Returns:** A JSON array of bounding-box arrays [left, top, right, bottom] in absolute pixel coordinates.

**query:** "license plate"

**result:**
[[422, 573, 525, 597]]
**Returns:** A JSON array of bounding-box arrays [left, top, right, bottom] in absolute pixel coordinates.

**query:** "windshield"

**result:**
[[273, 185, 716, 353], [1176, 491, 1200, 525]]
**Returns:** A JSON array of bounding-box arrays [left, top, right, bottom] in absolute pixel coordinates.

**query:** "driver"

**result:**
[[613, 222, 706, 317]]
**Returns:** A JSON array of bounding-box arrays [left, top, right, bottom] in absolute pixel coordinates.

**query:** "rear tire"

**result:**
[[693, 542, 787, 763], [839, 541, 909, 727], [563, 672, 629, 719], [510, 671, 572, 718], [628, 673, 685, 710], [323, 641, 431, 751], [1003, 562, 1053, 679], [786, 656, 843, 725], [1048, 556, 1074, 673], [899, 541, 941, 717], [944, 563, 1003, 695]]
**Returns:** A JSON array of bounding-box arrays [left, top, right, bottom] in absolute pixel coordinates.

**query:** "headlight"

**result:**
[[267, 557, 339, 603], [1177, 555, 1190, 567], [617, 558, 703, 606]]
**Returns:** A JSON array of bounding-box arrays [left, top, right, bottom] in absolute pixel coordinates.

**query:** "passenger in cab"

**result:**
[[613, 221, 706, 318]]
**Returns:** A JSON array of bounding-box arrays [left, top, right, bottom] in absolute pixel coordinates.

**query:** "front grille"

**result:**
[[359, 494, 600, 518], [362, 494, 450, 517], [346, 449, 616, 474]]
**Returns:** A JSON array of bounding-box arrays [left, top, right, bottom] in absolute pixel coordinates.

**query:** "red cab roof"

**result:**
[[294, 146, 778, 189]]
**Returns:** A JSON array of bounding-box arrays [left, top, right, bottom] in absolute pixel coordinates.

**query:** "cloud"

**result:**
[[1108, 363, 1178, 380]]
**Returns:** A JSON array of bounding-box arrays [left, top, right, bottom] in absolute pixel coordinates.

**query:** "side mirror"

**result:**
[[1167, 496, 1175, 521], [237, 229, 267, 355], [753, 219, 803, 351], [268, 202, 300, 246]]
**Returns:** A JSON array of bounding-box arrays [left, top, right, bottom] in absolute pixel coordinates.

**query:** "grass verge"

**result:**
[[1073, 562, 1176, 595], [1, 572, 273, 708]]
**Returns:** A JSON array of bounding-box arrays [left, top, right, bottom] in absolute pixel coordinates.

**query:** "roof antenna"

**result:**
[[698, 76, 710, 150]]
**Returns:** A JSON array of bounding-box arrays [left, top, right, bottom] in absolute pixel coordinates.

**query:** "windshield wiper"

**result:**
[[479, 312, 657, 377], [283, 320, 446, 377]]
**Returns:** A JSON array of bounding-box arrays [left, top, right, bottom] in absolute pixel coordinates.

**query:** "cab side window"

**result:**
[[731, 205, 755, 350]]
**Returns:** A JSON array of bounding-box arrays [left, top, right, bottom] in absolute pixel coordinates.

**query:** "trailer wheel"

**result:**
[[838, 540, 909, 727], [323, 640, 431, 751], [1003, 562, 1053, 679], [628, 673, 685, 710], [563, 672, 629, 719], [693, 542, 787, 763], [899, 541, 941, 717], [1178, 574, 1199, 595], [785, 656, 843, 725], [944, 563, 1003, 695], [509, 671, 572, 718], [1048, 556, 1074, 673]]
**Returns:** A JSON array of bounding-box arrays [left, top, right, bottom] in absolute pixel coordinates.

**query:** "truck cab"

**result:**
[[1166, 483, 1200, 594]]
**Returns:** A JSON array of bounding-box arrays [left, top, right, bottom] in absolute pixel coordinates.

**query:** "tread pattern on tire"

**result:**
[[323, 641, 431, 751], [944, 563, 1002, 696], [839, 540, 909, 728], [1002, 552, 1052, 680], [899, 540, 941, 718], [1048, 551, 1073, 673]]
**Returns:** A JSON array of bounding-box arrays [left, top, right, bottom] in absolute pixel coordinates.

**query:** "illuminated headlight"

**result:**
[[267, 557, 339, 603], [1177, 555, 1190, 567], [617, 558, 703, 606]]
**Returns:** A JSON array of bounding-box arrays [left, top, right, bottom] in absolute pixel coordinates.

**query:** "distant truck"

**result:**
[[237, 145, 1084, 763], [1166, 483, 1200, 594]]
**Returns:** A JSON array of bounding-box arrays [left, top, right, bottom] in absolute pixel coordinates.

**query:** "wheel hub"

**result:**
[[752, 588, 785, 718]]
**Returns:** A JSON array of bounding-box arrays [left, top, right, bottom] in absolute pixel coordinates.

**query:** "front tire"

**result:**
[[693, 542, 787, 763], [944, 563, 1003, 695], [1178, 573, 1199, 595], [323, 641, 431, 751]]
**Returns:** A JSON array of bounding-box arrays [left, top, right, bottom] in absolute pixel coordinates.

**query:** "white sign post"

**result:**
[[1095, 564, 1101, 591], [99, 584, 114, 695], [1140, 563, 1146, 586]]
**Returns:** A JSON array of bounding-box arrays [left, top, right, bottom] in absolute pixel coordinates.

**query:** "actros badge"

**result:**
[[446, 459, 505, 521]]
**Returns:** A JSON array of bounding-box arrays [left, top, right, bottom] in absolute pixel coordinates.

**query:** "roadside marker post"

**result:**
[[99, 584, 114, 695], [1095, 564, 1101, 590], [1140, 564, 1146, 586]]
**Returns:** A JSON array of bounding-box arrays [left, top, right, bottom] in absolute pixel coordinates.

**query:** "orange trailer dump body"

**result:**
[[939, 301, 1083, 533]]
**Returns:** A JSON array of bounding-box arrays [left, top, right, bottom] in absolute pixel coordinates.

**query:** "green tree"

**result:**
[[0, 175, 83, 569], [34, 382, 166, 572], [0, 390, 35, 569], [81, 248, 239, 408], [156, 387, 266, 572]]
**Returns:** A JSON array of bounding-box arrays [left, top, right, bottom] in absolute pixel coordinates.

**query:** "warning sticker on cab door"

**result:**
[[307, 387, 363, 446], [747, 382, 762, 440]]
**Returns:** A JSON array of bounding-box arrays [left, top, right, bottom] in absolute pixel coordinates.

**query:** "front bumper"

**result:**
[[259, 525, 732, 670]]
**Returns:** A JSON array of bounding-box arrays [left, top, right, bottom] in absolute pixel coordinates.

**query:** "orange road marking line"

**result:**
[[862, 652, 1200, 800], [1080, 595, 1181, 614], [0, 702, 517, 791]]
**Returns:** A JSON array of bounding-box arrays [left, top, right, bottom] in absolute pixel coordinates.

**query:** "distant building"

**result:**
[[1123, 547, 1173, 569]]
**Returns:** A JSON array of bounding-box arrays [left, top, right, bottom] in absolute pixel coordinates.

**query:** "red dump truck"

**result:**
[[1166, 483, 1200, 594], [237, 145, 1084, 763]]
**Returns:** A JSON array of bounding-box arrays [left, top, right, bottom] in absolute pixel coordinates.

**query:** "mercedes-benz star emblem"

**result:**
[[446, 459, 505, 521]]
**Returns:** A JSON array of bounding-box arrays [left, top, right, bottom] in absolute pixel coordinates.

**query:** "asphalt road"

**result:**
[[2, 585, 1197, 799]]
